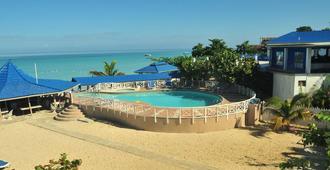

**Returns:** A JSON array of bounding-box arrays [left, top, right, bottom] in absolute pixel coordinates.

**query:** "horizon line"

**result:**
[[0, 48, 192, 58]]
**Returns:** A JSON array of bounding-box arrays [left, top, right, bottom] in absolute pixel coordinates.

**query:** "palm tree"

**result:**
[[264, 94, 313, 131], [89, 61, 125, 76], [312, 87, 330, 109]]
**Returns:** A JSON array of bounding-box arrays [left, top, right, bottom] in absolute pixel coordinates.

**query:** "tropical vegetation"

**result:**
[[264, 94, 313, 130], [35, 153, 82, 170], [296, 25, 330, 32], [89, 60, 125, 76], [296, 26, 313, 32], [262, 88, 330, 169], [151, 39, 258, 88], [280, 111, 330, 169], [311, 86, 330, 109], [236, 41, 259, 55]]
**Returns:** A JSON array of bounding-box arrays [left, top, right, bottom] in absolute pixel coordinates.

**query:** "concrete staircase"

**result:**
[[54, 105, 85, 121]]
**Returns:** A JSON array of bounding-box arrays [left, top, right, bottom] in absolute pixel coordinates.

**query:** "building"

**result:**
[[267, 30, 330, 99], [0, 61, 78, 115]]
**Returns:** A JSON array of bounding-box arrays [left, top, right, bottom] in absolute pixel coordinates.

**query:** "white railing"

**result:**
[[73, 85, 256, 122]]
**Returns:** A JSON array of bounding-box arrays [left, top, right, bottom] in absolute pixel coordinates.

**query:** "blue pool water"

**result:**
[[79, 90, 221, 107]]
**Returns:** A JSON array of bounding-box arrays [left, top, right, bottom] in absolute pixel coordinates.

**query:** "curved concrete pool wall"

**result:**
[[79, 105, 245, 133], [75, 84, 256, 133]]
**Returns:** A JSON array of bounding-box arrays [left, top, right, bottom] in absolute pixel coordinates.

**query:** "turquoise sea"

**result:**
[[0, 49, 188, 80]]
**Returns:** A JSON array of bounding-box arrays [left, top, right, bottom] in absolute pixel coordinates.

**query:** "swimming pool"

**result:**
[[77, 90, 221, 107]]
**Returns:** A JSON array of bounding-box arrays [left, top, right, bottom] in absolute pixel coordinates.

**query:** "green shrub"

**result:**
[[281, 112, 330, 169], [35, 153, 82, 170], [301, 123, 326, 147], [311, 87, 330, 109], [279, 158, 311, 170]]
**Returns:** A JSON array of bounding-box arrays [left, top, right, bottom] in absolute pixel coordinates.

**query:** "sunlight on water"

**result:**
[[79, 90, 221, 107]]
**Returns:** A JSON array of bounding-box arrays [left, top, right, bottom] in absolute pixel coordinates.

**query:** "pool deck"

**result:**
[[76, 87, 251, 118]]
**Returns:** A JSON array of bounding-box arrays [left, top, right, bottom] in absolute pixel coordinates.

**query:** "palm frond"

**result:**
[[264, 107, 282, 117], [116, 72, 125, 75], [289, 108, 312, 122], [291, 93, 311, 108], [265, 96, 283, 108], [89, 70, 106, 76]]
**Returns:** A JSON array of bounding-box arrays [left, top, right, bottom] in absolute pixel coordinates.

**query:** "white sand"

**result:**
[[0, 112, 302, 170]]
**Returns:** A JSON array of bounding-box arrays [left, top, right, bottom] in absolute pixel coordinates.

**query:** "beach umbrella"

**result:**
[[134, 62, 178, 74]]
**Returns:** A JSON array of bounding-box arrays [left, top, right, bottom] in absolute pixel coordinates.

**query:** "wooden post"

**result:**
[[70, 92, 73, 104], [179, 109, 182, 125], [154, 108, 157, 123], [126, 105, 129, 118], [134, 105, 137, 119], [166, 109, 169, 124], [28, 98, 32, 114]]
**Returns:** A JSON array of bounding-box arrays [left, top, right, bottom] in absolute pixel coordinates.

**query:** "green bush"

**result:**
[[279, 158, 311, 170], [35, 153, 82, 170], [301, 123, 326, 147], [311, 87, 330, 109], [281, 111, 330, 169]]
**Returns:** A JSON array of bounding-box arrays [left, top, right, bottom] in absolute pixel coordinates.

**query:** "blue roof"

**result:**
[[0, 61, 78, 101], [72, 72, 173, 86], [134, 62, 178, 74], [268, 30, 330, 45]]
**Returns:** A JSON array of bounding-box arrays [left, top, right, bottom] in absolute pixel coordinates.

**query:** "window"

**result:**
[[312, 49, 316, 57], [294, 52, 304, 69], [298, 80, 306, 87], [275, 51, 284, 65], [318, 48, 327, 57], [312, 47, 330, 62]]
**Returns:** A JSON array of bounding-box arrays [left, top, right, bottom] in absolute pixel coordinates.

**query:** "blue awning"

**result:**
[[268, 30, 330, 45], [134, 62, 178, 74], [0, 61, 78, 101], [72, 72, 174, 86]]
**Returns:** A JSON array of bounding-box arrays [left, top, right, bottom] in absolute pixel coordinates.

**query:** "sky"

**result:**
[[0, 0, 330, 55]]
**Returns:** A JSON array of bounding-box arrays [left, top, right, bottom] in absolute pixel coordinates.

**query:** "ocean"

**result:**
[[0, 49, 188, 80]]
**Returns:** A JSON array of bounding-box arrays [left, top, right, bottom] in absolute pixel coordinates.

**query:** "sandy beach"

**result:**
[[0, 111, 303, 170]]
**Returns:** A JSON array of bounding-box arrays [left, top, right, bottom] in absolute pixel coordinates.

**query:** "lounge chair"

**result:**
[[147, 81, 155, 89], [0, 160, 10, 169], [165, 80, 172, 88], [1, 110, 13, 120]]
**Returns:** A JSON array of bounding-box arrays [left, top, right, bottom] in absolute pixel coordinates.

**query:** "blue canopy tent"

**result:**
[[0, 61, 78, 114], [134, 62, 178, 74]]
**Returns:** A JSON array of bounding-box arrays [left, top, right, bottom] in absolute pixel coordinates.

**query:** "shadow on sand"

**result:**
[[281, 146, 328, 169], [239, 124, 328, 168], [238, 124, 273, 138]]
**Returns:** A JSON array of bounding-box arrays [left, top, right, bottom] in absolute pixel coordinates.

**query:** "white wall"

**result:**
[[273, 73, 295, 99], [273, 73, 329, 100]]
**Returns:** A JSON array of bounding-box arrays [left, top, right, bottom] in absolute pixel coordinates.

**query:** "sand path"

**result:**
[[0, 112, 303, 169], [28, 117, 217, 170]]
